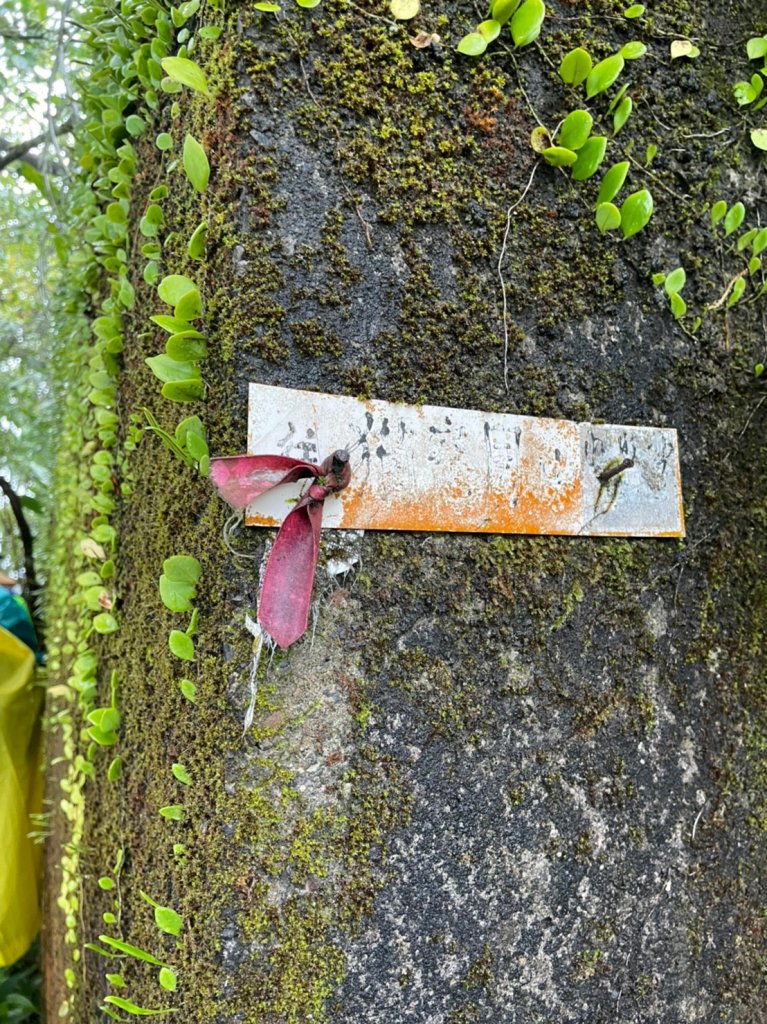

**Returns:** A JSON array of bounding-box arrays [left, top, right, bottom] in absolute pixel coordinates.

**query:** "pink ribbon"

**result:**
[[209, 451, 351, 648]]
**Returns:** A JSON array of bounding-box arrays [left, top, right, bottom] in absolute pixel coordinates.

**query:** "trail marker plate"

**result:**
[[245, 384, 684, 538]]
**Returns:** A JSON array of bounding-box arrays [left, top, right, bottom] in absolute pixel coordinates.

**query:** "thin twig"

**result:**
[[738, 393, 767, 438], [498, 160, 540, 392]]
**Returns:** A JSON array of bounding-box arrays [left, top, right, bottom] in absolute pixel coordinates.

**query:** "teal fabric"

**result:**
[[0, 591, 40, 661]]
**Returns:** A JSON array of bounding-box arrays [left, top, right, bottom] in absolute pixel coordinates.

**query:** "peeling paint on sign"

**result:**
[[244, 385, 685, 538]]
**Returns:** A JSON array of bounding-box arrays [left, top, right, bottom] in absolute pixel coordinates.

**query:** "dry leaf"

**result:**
[[670, 39, 700, 59], [81, 538, 106, 560], [98, 592, 113, 610], [410, 31, 440, 48]]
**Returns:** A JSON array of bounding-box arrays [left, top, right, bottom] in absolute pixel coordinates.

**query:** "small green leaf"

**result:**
[[596, 161, 629, 205], [106, 974, 126, 987], [542, 146, 578, 167], [158, 274, 198, 308], [750, 128, 767, 150], [98, 936, 167, 966], [746, 36, 767, 60], [86, 725, 117, 747], [606, 81, 630, 114], [645, 143, 657, 166], [159, 968, 177, 993], [169, 630, 195, 660], [161, 56, 209, 94], [559, 46, 592, 86], [570, 135, 607, 180], [160, 577, 196, 613], [166, 335, 207, 362], [710, 200, 727, 227], [199, 25, 223, 38], [104, 995, 176, 1016], [155, 906, 183, 936], [477, 19, 501, 42], [108, 757, 123, 782], [187, 221, 208, 259], [183, 134, 210, 193], [652, 273, 667, 286], [737, 227, 758, 251], [254, 1, 279, 8], [623, 3, 644, 16], [491, 0, 521, 24], [619, 188, 653, 238], [558, 109, 592, 151], [93, 613, 118, 634], [172, 763, 192, 785], [163, 556, 202, 588], [613, 96, 632, 134], [595, 202, 621, 233], [510, 0, 545, 48], [728, 277, 746, 306], [390, 0, 419, 17], [156, 133, 173, 150], [162, 379, 204, 403], [752, 226, 767, 255], [586, 53, 624, 98], [159, 804, 184, 820], [146, 354, 199, 385], [179, 678, 198, 703], [669, 292, 686, 319], [296, 0, 322, 8], [748, 256, 762, 275], [724, 201, 745, 236], [98, 876, 115, 890], [664, 267, 686, 295], [456, 32, 487, 56], [734, 79, 758, 106], [620, 41, 646, 60], [126, 115, 147, 137], [755, 363, 765, 377]]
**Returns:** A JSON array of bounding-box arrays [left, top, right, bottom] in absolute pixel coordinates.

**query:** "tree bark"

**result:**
[[44, 2, 767, 1022]]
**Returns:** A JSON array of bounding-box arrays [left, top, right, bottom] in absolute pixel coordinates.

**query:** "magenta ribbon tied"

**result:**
[[209, 450, 351, 648]]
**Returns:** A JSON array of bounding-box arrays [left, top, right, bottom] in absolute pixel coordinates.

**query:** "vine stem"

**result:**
[[498, 159, 540, 393]]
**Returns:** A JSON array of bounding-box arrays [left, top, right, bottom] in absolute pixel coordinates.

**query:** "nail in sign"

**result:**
[[242, 384, 684, 539]]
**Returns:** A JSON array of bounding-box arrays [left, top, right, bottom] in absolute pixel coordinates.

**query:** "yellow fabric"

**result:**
[[0, 625, 42, 967]]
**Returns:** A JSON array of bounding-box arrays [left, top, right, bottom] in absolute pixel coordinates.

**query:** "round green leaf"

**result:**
[[558, 110, 593, 151], [179, 679, 198, 703], [570, 135, 607, 180], [477, 19, 501, 42], [159, 968, 177, 993], [752, 227, 767, 255], [746, 36, 767, 60], [164, 555, 201, 583], [623, 4, 644, 16], [613, 96, 632, 134], [620, 41, 646, 60], [183, 134, 210, 193], [126, 115, 147, 137], [155, 906, 182, 936], [542, 146, 578, 167], [456, 32, 487, 56], [159, 804, 184, 820], [108, 757, 123, 782], [93, 612, 118, 634], [559, 46, 592, 86], [160, 577, 196, 612], [664, 268, 686, 295], [596, 161, 629, 206], [510, 0, 545, 48], [161, 56, 209, 94], [710, 200, 727, 227], [390, 0, 419, 17], [145, 354, 199, 385], [296, 0, 322, 8], [620, 188, 654, 239], [158, 274, 197, 308], [169, 630, 195, 660], [750, 128, 767, 150], [595, 202, 621, 233], [491, 0, 521, 25], [586, 53, 624, 98], [156, 133, 173, 150]]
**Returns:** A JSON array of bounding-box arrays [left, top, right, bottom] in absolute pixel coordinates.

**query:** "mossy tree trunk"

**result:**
[[45, 1, 767, 1022]]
